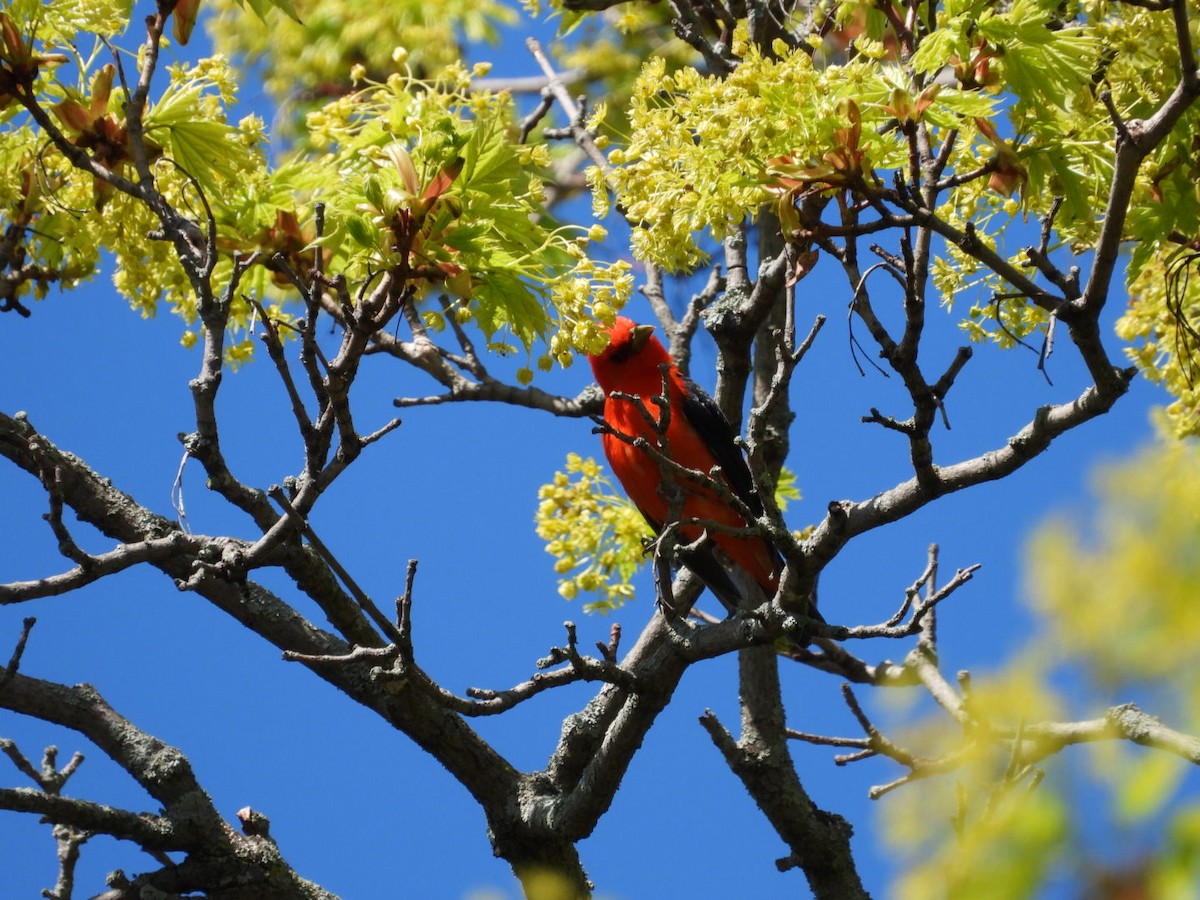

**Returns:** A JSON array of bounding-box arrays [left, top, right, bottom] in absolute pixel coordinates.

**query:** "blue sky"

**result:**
[[0, 3, 1183, 898]]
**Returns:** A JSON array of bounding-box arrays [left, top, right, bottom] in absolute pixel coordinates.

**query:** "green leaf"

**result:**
[[461, 111, 522, 194], [1042, 150, 1093, 225], [931, 88, 999, 119], [774, 466, 801, 511], [362, 175, 384, 212], [1117, 750, 1187, 822], [911, 29, 956, 76], [344, 215, 377, 250], [162, 120, 253, 193], [473, 268, 547, 349], [439, 219, 491, 253]]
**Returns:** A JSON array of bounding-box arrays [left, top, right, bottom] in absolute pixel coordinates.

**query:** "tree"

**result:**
[[2, 0, 1199, 897]]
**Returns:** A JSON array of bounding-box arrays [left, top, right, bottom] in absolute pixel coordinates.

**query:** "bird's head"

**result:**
[[588, 316, 673, 394]]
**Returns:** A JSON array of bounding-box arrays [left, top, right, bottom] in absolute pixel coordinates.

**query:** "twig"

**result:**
[[841, 563, 981, 640], [668, 0, 735, 74], [461, 638, 639, 714], [747, 314, 826, 460], [396, 558, 418, 658], [596, 623, 622, 663], [477, 70, 587, 96], [252, 298, 316, 446], [40, 465, 89, 566], [0, 787, 176, 851], [526, 39, 613, 178], [1, 617, 36, 686], [282, 644, 399, 665], [43, 822, 89, 900], [171, 446, 191, 532], [931, 347, 973, 411], [0, 738, 43, 785], [267, 487, 400, 645], [519, 88, 555, 143], [1, 534, 201, 605]]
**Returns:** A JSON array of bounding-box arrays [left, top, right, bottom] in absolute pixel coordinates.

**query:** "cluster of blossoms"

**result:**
[[1118, 253, 1200, 438], [535, 453, 652, 612]]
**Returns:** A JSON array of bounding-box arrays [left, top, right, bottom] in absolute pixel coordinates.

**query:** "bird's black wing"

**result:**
[[677, 376, 787, 612], [677, 546, 745, 615], [677, 376, 764, 517]]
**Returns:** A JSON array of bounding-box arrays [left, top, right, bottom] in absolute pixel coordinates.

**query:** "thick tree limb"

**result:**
[[700, 647, 867, 897], [0, 788, 178, 851]]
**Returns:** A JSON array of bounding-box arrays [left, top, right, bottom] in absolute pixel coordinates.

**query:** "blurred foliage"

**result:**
[[883, 663, 1072, 899], [205, 0, 516, 124], [206, 0, 699, 194], [885, 429, 1200, 896], [1029, 426, 1200, 709]]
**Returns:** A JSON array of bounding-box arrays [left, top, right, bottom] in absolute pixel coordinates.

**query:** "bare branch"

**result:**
[[1023, 702, 1200, 765], [0, 534, 204, 605], [1, 617, 35, 686], [699, 663, 867, 898], [842, 563, 981, 640], [394, 379, 602, 416], [0, 788, 177, 851], [267, 486, 400, 645], [668, 0, 736, 75], [526, 38, 614, 178]]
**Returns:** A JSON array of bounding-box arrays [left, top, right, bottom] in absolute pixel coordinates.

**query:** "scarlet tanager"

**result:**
[[589, 317, 782, 611]]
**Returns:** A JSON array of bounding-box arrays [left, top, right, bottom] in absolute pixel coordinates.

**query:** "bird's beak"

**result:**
[[630, 324, 654, 351]]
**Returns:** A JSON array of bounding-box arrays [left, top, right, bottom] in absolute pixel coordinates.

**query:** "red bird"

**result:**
[[589, 317, 782, 611]]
